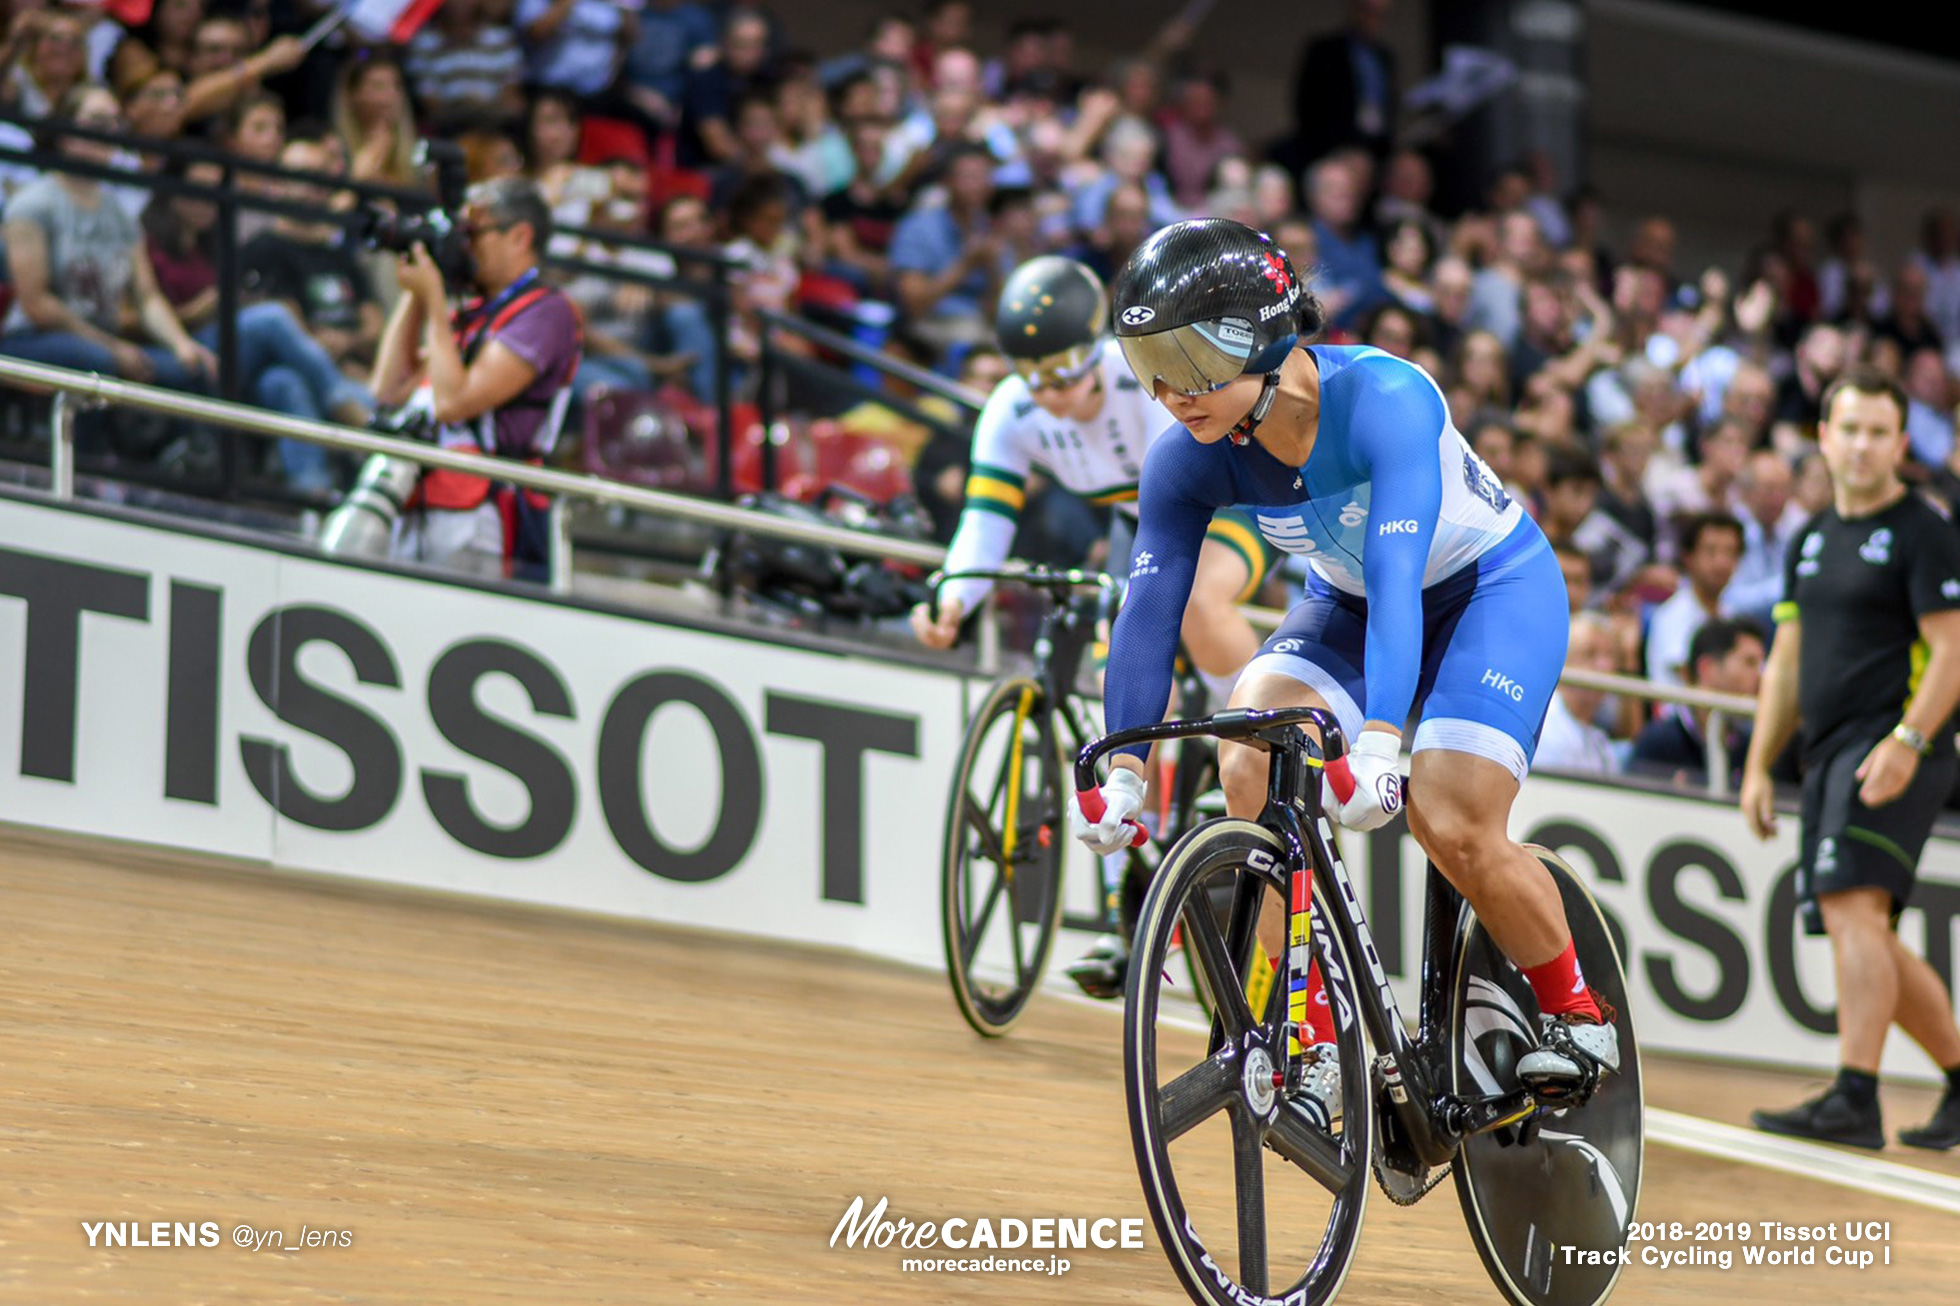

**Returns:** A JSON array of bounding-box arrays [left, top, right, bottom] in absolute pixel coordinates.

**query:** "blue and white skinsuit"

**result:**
[[1104, 345, 1570, 778]]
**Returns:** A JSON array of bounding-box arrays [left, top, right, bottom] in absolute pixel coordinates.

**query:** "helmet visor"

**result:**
[[1117, 318, 1256, 397], [1010, 341, 1100, 391]]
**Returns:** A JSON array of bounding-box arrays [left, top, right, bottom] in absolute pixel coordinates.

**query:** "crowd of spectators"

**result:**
[[4, 0, 1960, 775]]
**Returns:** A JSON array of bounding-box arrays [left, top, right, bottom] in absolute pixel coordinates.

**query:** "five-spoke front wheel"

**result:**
[[1124, 818, 1376, 1306]]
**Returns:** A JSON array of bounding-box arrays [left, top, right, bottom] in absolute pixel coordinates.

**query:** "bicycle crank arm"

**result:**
[[1437, 1089, 1539, 1139]]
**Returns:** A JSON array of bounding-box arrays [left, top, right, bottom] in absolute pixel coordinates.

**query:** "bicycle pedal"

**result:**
[[1064, 940, 1129, 1000], [1066, 973, 1123, 1000], [1522, 1080, 1595, 1112]]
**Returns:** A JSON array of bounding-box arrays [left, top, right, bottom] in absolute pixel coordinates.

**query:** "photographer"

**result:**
[[371, 176, 583, 581]]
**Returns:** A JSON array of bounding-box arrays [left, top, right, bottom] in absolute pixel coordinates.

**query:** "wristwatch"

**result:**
[[1891, 723, 1933, 757]]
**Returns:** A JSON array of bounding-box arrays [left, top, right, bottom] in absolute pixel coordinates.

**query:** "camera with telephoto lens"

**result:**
[[316, 402, 438, 558], [321, 142, 481, 561], [366, 401, 435, 442], [350, 140, 473, 286]]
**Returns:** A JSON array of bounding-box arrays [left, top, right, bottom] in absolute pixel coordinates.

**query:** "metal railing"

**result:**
[[3, 353, 1761, 792], [1, 111, 1020, 508], [749, 307, 988, 493], [1563, 664, 1755, 796], [0, 356, 946, 594]]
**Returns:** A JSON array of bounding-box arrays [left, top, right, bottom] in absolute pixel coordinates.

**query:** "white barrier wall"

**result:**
[[4, 495, 1957, 1078], [0, 497, 962, 969]]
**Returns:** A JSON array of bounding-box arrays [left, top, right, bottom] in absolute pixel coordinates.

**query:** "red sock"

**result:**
[[1303, 957, 1338, 1046], [1522, 940, 1601, 1022], [1274, 953, 1339, 1046]]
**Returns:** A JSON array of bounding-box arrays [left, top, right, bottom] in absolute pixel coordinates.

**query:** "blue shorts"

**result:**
[[1240, 527, 1568, 781]]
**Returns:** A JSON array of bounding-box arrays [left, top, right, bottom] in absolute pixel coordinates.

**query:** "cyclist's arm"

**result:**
[[1351, 362, 1446, 736], [938, 383, 1040, 616], [1105, 430, 1231, 763]]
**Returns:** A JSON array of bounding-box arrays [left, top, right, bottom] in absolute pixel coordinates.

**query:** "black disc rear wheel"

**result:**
[[1451, 846, 1644, 1306]]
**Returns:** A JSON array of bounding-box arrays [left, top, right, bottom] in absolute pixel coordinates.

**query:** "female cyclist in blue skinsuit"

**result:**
[[916, 254, 1279, 996], [1069, 219, 1619, 1111]]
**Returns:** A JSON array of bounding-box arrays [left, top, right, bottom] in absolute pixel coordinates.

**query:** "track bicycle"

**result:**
[[1077, 705, 1643, 1306], [934, 566, 1229, 1037]]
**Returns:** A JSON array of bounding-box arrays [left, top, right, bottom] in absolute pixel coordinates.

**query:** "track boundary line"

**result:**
[[1644, 1107, 1960, 1214]]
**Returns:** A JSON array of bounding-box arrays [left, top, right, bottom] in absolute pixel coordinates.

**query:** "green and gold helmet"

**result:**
[[994, 256, 1109, 390]]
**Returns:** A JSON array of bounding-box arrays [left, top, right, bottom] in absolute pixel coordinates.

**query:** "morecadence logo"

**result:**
[[830, 1196, 1145, 1277]]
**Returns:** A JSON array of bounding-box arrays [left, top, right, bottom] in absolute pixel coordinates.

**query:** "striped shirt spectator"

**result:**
[[404, 1, 524, 130]]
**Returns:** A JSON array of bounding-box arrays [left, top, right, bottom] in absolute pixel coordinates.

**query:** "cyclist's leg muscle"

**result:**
[[1406, 537, 1573, 966], [1219, 673, 1329, 964], [1221, 573, 1357, 977], [1405, 750, 1569, 965], [1219, 672, 1333, 820], [1226, 582, 1366, 820]]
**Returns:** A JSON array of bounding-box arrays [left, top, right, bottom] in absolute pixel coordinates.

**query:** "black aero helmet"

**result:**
[[1110, 218, 1317, 400], [995, 255, 1109, 390]]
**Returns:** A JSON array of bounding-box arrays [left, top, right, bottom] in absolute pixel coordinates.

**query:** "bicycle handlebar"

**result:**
[[924, 566, 1117, 621], [1073, 707, 1354, 841]]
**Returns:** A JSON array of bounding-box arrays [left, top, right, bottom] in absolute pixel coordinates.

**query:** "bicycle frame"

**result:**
[[1079, 707, 1542, 1172], [934, 567, 1119, 923]]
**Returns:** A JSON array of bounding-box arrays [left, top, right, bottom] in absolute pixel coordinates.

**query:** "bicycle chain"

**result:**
[[1371, 1153, 1451, 1206]]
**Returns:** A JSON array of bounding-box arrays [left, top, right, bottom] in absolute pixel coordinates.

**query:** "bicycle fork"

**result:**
[[999, 684, 1039, 870]]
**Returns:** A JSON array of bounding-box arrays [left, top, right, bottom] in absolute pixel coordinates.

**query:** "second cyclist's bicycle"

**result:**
[[1078, 706, 1643, 1306], [934, 567, 1223, 1037]]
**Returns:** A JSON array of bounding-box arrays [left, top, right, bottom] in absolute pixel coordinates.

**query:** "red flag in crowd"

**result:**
[[342, 0, 448, 44], [67, 0, 155, 24]]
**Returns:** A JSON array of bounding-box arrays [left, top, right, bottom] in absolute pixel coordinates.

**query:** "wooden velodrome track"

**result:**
[[3, 823, 1958, 1305]]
